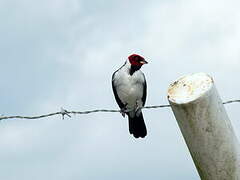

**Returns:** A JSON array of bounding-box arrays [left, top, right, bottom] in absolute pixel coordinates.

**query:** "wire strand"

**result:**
[[0, 100, 239, 120]]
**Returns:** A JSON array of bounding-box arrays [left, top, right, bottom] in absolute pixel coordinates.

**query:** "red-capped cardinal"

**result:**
[[112, 54, 148, 138]]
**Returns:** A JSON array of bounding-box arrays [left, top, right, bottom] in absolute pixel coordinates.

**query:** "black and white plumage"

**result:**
[[112, 54, 148, 138]]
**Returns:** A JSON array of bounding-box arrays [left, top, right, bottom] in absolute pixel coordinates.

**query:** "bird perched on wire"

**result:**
[[112, 54, 148, 138]]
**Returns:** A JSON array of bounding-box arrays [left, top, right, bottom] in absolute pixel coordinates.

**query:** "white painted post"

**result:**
[[167, 73, 240, 180]]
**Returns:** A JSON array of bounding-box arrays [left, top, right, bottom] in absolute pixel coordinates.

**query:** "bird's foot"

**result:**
[[135, 101, 143, 116], [120, 110, 125, 117], [120, 104, 128, 117], [135, 106, 143, 116]]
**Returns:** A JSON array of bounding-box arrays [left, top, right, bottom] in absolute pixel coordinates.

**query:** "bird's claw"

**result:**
[[135, 105, 142, 111], [120, 103, 128, 117], [135, 102, 143, 116], [120, 110, 126, 117], [120, 107, 127, 117]]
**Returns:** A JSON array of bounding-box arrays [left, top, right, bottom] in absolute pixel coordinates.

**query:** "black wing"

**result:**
[[112, 71, 125, 109], [142, 74, 147, 106]]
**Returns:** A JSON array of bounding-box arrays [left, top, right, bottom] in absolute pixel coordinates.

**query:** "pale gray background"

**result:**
[[0, 0, 240, 179]]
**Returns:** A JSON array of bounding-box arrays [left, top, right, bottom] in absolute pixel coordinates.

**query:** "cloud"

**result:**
[[0, 0, 240, 179]]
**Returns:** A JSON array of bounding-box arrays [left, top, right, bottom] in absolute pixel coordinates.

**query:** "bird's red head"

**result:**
[[128, 54, 148, 66]]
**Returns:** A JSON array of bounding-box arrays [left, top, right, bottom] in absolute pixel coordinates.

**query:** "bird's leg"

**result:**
[[120, 103, 128, 117], [135, 100, 143, 116]]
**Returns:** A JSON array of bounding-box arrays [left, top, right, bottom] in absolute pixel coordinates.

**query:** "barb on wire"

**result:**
[[0, 100, 239, 121], [61, 108, 71, 120]]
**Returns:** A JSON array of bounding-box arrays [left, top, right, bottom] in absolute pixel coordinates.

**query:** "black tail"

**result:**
[[128, 113, 147, 138]]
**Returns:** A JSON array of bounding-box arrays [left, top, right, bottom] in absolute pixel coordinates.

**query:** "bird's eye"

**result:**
[[134, 56, 140, 62]]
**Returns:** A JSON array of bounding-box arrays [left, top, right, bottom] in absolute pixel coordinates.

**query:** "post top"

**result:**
[[168, 73, 213, 104]]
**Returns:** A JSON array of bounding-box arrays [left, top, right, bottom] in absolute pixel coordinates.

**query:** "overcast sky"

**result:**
[[0, 0, 240, 179]]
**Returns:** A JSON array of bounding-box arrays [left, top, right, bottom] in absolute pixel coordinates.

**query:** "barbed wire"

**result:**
[[223, 99, 240, 104], [0, 100, 239, 121]]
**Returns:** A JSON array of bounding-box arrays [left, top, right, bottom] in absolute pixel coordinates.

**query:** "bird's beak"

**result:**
[[140, 60, 148, 64]]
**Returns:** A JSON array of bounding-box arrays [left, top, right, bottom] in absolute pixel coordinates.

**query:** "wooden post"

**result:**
[[168, 72, 240, 180]]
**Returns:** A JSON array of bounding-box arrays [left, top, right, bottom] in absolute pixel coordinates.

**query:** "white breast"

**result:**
[[113, 66, 145, 110]]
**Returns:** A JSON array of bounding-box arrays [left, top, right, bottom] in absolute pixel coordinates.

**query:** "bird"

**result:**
[[112, 54, 148, 138]]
